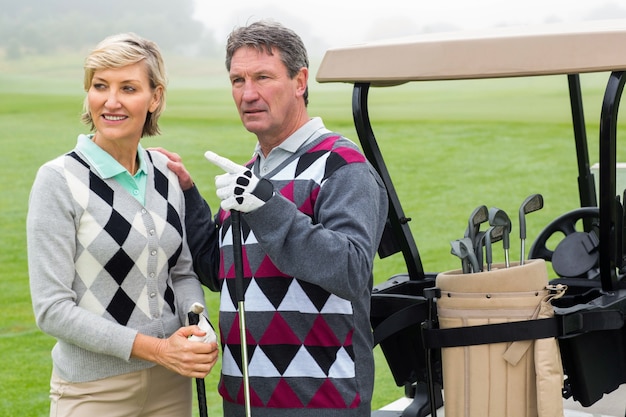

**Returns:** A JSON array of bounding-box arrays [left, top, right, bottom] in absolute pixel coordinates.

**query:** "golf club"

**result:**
[[451, 237, 480, 273], [475, 226, 504, 272], [488, 207, 512, 267], [485, 225, 505, 271], [459, 238, 480, 273], [473, 231, 486, 272], [518, 193, 544, 265], [465, 205, 489, 249], [450, 239, 470, 273], [231, 210, 252, 417], [187, 304, 208, 417]]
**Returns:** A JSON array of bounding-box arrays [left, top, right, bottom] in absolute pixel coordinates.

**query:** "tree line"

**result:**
[[0, 0, 220, 59]]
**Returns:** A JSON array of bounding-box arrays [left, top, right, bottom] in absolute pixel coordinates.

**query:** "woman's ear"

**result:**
[[149, 85, 164, 113]]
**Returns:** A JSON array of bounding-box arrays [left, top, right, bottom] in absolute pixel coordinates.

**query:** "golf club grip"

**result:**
[[187, 311, 209, 417], [188, 312, 200, 326], [231, 210, 245, 303]]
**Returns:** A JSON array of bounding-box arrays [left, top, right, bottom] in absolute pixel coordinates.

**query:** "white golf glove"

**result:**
[[187, 303, 217, 344], [205, 151, 273, 213]]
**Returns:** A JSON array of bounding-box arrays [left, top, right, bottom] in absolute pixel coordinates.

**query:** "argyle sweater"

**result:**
[[27, 145, 205, 383], [184, 133, 388, 417]]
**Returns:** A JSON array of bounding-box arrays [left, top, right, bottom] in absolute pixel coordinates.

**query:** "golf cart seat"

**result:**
[[316, 20, 626, 415]]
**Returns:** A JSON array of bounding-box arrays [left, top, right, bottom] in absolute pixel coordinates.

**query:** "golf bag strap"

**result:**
[[372, 302, 426, 346], [422, 317, 560, 349]]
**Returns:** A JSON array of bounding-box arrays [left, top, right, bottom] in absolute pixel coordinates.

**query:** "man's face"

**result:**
[[229, 46, 308, 146]]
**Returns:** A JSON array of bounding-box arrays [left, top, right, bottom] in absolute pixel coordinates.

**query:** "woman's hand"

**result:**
[[132, 327, 219, 378]]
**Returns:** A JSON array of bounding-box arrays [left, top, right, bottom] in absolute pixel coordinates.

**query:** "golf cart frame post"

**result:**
[[317, 20, 626, 415]]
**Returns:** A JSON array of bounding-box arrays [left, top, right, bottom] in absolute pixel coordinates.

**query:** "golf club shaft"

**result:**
[[238, 300, 252, 417], [231, 210, 252, 417], [196, 378, 208, 417]]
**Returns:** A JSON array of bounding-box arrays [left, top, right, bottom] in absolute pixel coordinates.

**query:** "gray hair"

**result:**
[[81, 32, 167, 137], [226, 20, 309, 106]]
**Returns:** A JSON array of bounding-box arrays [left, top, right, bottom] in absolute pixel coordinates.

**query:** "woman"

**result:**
[[26, 33, 218, 417]]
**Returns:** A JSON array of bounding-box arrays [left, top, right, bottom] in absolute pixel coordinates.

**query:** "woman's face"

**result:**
[[88, 61, 161, 144]]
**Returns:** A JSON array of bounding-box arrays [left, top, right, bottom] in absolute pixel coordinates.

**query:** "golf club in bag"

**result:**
[[231, 210, 252, 417], [488, 207, 512, 267], [519, 193, 544, 265]]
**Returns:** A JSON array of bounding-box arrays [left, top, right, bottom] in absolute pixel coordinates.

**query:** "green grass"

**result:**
[[1, 55, 625, 416]]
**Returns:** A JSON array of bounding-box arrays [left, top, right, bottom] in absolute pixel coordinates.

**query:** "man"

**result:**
[[161, 20, 388, 417]]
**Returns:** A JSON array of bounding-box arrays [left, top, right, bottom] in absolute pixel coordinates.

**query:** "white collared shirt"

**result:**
[[254, 117, 331, 175]]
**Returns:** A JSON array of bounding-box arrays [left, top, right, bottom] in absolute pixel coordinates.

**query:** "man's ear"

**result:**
[[295, 67, 308, 97]]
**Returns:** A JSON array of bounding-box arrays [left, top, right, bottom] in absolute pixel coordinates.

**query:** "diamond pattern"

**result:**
[[67, 151, 185, 327], [104, 249, 135, 285], [89, 171, 114, 206], [107, 287, 136, 325], [104, 210, 132, 246], [266, 379, 304, 407]]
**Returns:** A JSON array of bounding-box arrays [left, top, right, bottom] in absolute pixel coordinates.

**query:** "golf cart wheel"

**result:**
[[528, 207, 600, 279]]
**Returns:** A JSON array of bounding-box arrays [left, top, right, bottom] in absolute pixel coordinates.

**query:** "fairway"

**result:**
[[1, 54, 625, 416]]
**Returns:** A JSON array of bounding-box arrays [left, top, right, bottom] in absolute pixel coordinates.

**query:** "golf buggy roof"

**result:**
[[316, 19, 626, 85]]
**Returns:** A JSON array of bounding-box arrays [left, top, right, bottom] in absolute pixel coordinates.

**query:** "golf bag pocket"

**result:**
[[434, 259, 565, 417]]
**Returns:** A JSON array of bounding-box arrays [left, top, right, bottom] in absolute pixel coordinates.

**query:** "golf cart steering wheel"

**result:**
[[528, 207, 600, 280]]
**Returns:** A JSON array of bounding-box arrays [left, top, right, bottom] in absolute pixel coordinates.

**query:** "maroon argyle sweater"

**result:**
[[217, 134, 377, 417]]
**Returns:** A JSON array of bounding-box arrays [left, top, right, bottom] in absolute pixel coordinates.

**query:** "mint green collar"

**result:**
[[76, 134, 147, 204]]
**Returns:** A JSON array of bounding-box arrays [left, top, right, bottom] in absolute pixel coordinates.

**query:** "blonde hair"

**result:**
[[81, 32, 167, 137]]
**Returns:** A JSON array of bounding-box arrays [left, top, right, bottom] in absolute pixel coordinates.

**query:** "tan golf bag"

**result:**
[[434, 259, 566, 417]]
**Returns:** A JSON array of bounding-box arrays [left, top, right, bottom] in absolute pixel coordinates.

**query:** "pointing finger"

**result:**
[[204, 151, 245, 174]]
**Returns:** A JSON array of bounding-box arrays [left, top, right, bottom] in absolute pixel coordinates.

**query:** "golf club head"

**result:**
[[465, 205, 489, 244], [450, 239, 471, 273], [459, 237, 480, 273], [485, 225, 505, 269], [488, 207, 511, 249], [518, 193, 544, 239], [488, 224, 505, 243]]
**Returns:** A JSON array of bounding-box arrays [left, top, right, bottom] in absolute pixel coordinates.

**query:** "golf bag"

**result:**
[[428, 259, 565, 417]]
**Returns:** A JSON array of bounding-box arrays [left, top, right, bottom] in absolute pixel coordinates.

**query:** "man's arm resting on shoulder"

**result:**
[[183, 186, 221, 291]]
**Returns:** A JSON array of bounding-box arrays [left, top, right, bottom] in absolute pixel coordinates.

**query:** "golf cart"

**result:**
[[316, 20, 626, 416]]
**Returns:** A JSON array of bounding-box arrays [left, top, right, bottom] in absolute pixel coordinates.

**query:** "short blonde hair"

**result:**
[[81, 32, 167, 137]]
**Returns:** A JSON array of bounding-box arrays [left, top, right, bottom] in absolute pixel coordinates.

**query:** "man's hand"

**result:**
[[205, 151, 273, 213], [149, 147, 194, 191]]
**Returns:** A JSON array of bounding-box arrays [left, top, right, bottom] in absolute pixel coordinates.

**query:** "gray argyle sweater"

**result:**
[[27, 145, 205, 383]]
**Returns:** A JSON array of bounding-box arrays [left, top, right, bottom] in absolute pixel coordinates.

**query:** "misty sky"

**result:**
[[193, 0, 626, 50]]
